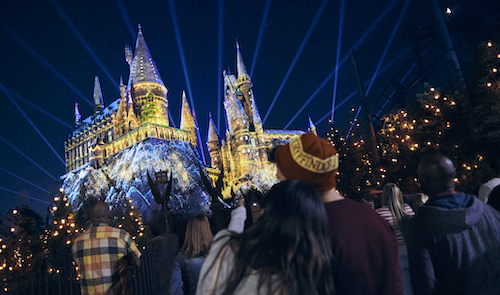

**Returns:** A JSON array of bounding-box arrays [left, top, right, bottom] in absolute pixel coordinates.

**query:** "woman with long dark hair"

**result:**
[[376, 182, 415, 295], [171, 214, 213, 295], [196, 180, 335, 295]]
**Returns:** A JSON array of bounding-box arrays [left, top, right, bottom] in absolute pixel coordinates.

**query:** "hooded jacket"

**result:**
[[406, 192, 500, 295]]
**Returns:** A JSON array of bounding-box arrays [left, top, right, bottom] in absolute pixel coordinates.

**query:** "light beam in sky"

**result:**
[[0, 83, 65, 165], [0, 134, 57, 181], [365, 0, 410, 97], [284, 0, 400, 129], [250, 0, 272, 77], [0, 186, 51, 205], [0, 166, 51, 194], [8, 88, 73, 130], [168, 0, 206, 164], [49, 0, 118, 90], [115, 0, 136, 40], [316, 46, 411, 128], [263, 0, 329, 123], [331, 0, 346, 124], [217, 0, 225, 132], [0, 19, 91, 106]]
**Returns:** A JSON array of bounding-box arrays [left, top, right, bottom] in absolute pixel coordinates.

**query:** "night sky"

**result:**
[[0, 0, 498, 217]]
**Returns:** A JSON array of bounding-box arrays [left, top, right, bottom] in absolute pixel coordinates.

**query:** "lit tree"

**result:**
[[472, 39, 500, 150], [328, 85, 485, 199], [45, 189, 79, 271], [327, 108, 384, 200], [0, 206, 45, 282], [109, 195, 150, 249]]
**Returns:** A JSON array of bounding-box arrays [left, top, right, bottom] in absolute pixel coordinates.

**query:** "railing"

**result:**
[[2, 246, 164, 295]]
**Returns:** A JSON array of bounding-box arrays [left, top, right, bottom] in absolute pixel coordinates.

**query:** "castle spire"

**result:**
[[236, 40, 250, 81], [127, 25, 164, 87], [93, 76, 104, 113], [180, 91, 196, 131], [207, 113, 220, 142], [251, 95, 262, 126], [308, 116, 317, 135], [74, 102, 81, 127]]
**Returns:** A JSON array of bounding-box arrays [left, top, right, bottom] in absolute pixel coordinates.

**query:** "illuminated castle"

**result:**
[[64, 27, 308, 194]]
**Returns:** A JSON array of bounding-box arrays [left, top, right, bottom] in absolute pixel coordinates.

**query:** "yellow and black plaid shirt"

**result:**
[[72, 222, 141, 295]]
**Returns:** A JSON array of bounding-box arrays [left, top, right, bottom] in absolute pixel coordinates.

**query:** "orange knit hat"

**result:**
[[274, 132, 339, 192]]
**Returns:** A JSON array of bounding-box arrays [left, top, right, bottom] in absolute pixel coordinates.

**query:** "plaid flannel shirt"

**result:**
[[72, 222, 141, 295]]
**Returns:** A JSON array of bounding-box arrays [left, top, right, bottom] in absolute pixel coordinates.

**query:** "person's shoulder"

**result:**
[[484, 178, 500, 188]]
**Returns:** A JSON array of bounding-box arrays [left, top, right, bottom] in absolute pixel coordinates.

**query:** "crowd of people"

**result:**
[[71, 132, 500, 295]]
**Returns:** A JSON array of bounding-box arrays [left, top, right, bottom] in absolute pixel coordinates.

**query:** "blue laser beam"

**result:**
[[0, 166, 51, 194], [263, 0, 329, 123], [365, 0, 410, 97], [0, 134, 57, 181], [316, 46, 411, 126], [0, 19, 91, 106], [0, 186, 51, 205], [49, 0, 118, 90], [282, 0, 399, 129], [168, 0, 206, 165], [0, 83, 65, 165], [217, 0, 225, 132], [331, 0, 346, 124], [115, 0, 136, 40], [250, 0, 272, 77], [8, 88, 73, 130]]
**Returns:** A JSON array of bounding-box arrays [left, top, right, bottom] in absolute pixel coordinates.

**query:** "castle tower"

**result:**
[[126, 25, 169, 127], [74, 102, 81, 127], [93, 76, 104, 114], [207, 113, 222, 169], [235, 41, 254, 124], [179, 91, 198, 146], [251, 96, 268, 163], [308, 117, 317, 135]]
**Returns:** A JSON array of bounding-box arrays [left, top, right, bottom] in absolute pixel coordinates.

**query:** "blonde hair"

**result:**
[[382, 183, 409, 236], [181, 214, 213, 258]]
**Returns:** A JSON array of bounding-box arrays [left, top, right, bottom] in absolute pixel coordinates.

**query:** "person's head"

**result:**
[[417, 155, 456, 197], [181, 214, 213, 259], [382, 182, 404, 207], [90, 201, 111, 224], [273, 132, 339, 193], [223, 180, 335, 295]]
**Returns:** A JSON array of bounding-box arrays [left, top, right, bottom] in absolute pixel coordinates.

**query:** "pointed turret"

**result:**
[[207, 113, 220, 142], [74, 102, 81, 127], [308, 117, 317, 135], [119, 76, 126, 99], [234, 41, 253, 119], [93, 76, 104, 114], [180, 91, 196, 130], [179, 91, 198, 146], [251, 95, 263, 129], [127, 24, 164, 86], [207, 113, 222, 169], [236, 40, 250, 82]]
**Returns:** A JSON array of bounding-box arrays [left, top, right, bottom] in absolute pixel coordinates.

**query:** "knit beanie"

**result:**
[[274, 132, 339, 192]]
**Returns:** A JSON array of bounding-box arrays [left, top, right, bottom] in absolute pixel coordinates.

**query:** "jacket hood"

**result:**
[[415, 193, 484, 235]]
